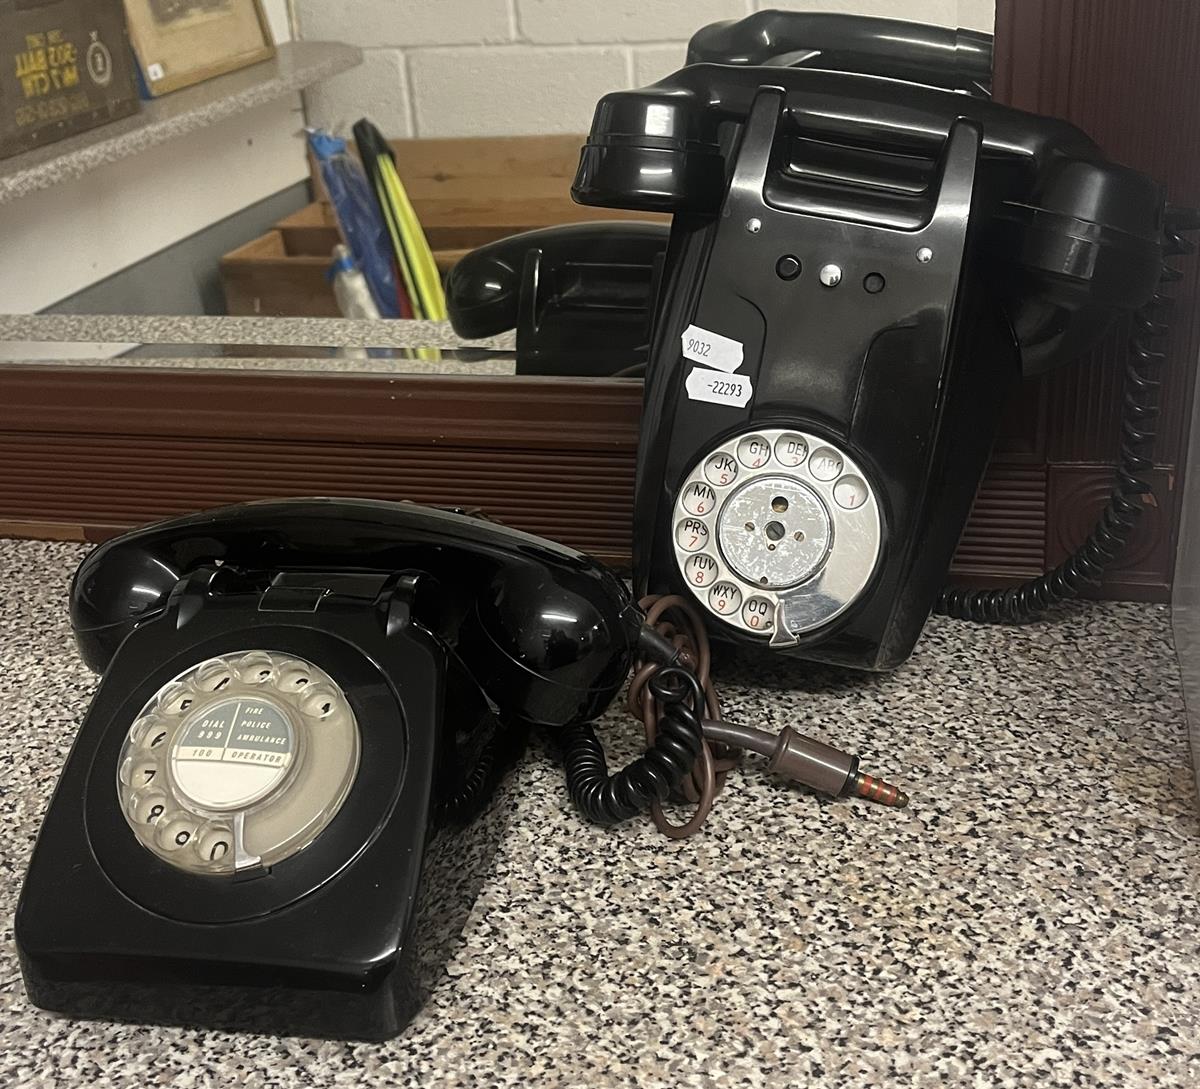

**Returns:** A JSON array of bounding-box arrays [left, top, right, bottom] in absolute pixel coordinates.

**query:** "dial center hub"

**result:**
[[117, 651, 360, 876], [717, 476, 832, 589], [170, 695, 297, 813]]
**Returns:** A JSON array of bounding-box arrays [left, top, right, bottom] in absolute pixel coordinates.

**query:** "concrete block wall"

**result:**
[[297, 0, 996, 139]]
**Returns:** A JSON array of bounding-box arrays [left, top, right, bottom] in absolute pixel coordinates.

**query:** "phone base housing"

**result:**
[[17, 570, 520, 1042], [634, 96, 1015, 670]]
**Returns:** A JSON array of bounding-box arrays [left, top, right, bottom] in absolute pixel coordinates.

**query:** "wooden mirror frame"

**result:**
[[2, 0, 1198, 601]]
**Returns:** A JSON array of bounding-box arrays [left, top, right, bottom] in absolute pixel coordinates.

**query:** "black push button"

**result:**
[[776, 255, 802, 280]]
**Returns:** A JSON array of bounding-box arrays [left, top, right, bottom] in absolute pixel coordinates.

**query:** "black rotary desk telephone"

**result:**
[[17, 11, 1197, 1043]]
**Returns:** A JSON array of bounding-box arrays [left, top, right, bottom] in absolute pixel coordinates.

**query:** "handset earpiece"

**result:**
[[998, 158, 1166, 374], [460, 557, 642, 728], [687, 11, 993, 95], [71, 526, 206, 674], [446, 222, 671, 376], [572, 83, 725, 214], [444, 234, 526, 340]]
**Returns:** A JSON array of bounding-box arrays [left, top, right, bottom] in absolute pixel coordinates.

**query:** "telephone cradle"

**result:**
[[18, 11, 1200, 1043]]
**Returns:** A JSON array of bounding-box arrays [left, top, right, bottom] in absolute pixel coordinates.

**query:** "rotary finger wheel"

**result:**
[[672, 428, 882, 645], [117, 651, 360, 876]]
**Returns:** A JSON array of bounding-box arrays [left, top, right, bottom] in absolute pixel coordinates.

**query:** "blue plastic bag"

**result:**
[[307, 129, 401, 320]]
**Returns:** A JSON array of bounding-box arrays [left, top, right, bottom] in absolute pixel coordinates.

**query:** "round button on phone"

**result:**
[[704, 453, 738, 487], [709, 582, 743, 616], [685, 554, 719, 588], [742, 597, 774, 631], [809, 447, 844, 481], [834, 475, 869, 510], [682, 482, 717, 517], [774, 434, 809, 468], [737, 435, 772, 469], [675, 518, 709, 552]]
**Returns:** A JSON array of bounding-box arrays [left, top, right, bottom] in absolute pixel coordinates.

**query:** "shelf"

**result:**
[[0, 41, 363, 207]]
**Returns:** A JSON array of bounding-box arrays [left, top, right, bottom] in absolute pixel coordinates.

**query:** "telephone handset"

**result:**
[[446, 221, 669, 376], [445, 12, 995, 364], [571, 61, 1176, 670], [687, 9, 993, 96], [66, 497, 638, 723]]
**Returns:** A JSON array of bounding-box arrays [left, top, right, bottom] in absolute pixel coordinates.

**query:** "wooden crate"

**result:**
[[220, 219, 467, 320], [221, 229, 339, 319], [221, 135, 665, 319]]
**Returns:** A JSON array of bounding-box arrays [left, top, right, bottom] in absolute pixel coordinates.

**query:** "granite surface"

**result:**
[[2, 538, 1199, 1088], [0, 314, 516, 353], [0, 42, 363, 206], [1, 354, 518, 376]]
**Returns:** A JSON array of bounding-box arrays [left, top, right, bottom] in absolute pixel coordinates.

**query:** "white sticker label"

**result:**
[[685, 366, 754, 409], [147, 62, 166, 82], [682, 325, 744, 373]]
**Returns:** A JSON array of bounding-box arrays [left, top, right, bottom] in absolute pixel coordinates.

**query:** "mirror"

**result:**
[[0, 1, 995, 374]]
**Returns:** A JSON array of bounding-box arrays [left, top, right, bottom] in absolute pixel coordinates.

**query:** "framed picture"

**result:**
[[122, 0, 274, 96]]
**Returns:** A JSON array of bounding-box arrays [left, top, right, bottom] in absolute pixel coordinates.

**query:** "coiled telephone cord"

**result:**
[[626, 595, 739, 838], [563, 594, 908, 836], [936, 208, 1200, 624], [561, 596, 727, 834]]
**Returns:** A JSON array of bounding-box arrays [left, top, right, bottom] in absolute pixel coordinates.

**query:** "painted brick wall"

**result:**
[[297, 0, 996, 138]]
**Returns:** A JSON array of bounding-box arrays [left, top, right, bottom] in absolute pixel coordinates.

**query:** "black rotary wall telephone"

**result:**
[[18, 11, 1197, 1044], [451, 10, 1193, 672], [574, 63, 1174, 671]]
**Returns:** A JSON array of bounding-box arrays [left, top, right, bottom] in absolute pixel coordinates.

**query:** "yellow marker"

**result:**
[[380, 155, 446, 320]]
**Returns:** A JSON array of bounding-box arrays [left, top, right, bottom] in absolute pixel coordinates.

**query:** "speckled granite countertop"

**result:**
[[2, 538, 1199, 1088], [0, 314, 515, 353], [0, 315, 521, 375]]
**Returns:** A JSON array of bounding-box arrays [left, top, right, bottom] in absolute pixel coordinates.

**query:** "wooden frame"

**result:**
[[0, 358, 1174, 600], [0, 367, 643, 567], [2, 1, 1198, 605], [122, 0, 274, 96]]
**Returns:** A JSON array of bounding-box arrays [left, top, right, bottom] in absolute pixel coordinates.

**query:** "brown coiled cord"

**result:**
[[626, 594, 739, 838]]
